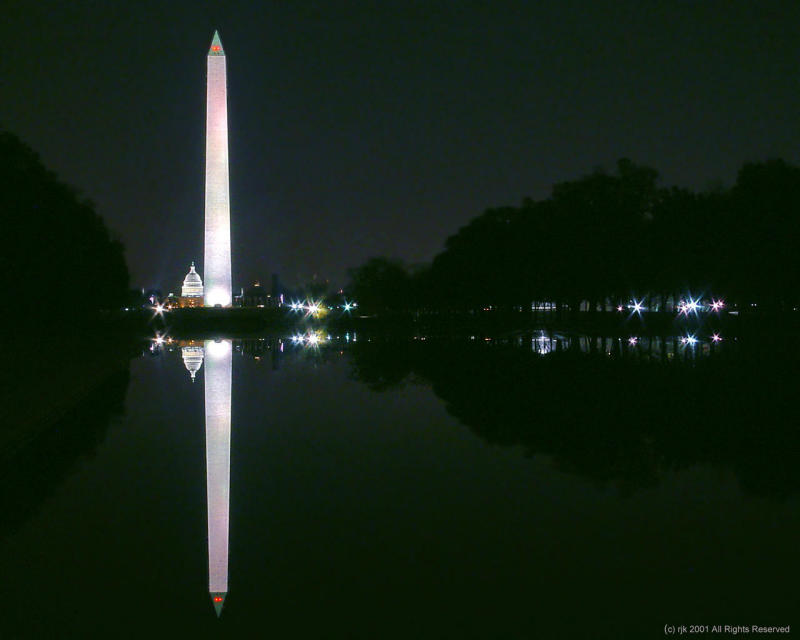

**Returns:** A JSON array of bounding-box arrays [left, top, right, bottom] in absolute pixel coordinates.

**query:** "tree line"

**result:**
[[348, 158, 799, 315]]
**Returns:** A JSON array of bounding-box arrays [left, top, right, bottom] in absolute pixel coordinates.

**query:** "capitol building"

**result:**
[[173, 262, 204, 308]]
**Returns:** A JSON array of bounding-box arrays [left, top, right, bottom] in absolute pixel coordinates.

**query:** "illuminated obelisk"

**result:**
[[204, 339, 232, 616], [204, 31, 232, 307]]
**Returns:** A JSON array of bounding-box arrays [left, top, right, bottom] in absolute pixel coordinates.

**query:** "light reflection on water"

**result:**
[[162, 329, 730, 364], [6, 330, 794, 635], [202, 340, 231, 616], [167, 329, 783, 621]]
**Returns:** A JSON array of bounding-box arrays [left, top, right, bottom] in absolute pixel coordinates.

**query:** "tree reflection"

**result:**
[[348, 339, 799, 497], [0, 367, 130, 536]]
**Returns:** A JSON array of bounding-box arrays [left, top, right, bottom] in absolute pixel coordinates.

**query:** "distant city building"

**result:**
[[271, 273, 282, 297], [233, 282, 278, 308], [143, 289, 163, 306], [269, 273, 285, 306]]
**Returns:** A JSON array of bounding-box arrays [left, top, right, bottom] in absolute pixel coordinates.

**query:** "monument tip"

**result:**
[[209, 31, 224, 56], [211, 592, 226, 617]]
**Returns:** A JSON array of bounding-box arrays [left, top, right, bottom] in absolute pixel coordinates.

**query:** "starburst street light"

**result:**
[[710, 299, 725, 312], [628, 336, 638, 345], [627, 298, 645, 315], [711, 333, 722, 342], [678, 295, 701, 316], [302, 299, 324, 317], [680, 334, 698, 346]]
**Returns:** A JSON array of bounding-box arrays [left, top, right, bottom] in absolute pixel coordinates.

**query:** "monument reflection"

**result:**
[[181, 340, 231, 617]]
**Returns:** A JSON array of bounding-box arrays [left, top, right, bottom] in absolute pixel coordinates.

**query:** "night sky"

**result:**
[[3, 1, 799, 291]]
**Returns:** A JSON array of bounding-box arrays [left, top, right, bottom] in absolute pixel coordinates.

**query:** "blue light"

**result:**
[[678, 295, 701, 316], [628, 298, 645, 315]]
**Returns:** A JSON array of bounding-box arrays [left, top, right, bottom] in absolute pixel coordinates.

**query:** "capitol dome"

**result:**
[[181, 346, 204, 382], [182, 262, 204, 297]]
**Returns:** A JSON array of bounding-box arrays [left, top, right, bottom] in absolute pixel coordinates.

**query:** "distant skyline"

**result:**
[[3, 1, 799, 289]]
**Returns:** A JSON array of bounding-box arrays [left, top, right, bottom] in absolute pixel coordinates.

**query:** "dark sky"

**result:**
[[3, 1, 799, 291]]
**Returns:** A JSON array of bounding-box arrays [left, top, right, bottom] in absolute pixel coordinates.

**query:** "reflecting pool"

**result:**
[[2, 333, 797, 637]]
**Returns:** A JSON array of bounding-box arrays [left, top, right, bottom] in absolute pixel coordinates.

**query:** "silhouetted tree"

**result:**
[[0, 130, 129, 313], [301, 276, 331, 300], [347, 157, 800, 315], [347, 257, 412, 313], [727, 159, 800, 310]]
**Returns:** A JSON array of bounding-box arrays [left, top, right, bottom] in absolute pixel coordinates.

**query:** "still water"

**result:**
[[2, 333, 798, 638]]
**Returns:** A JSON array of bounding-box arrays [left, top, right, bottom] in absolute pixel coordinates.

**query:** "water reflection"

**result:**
[[511, 330, 727, 359], [181, 345, 204, 382], [166, 330, 797, 619], [344, 333, 799, 497], [203, 340, 232, 616], [177, 335, 337, 617], [4, 329, 797, 635], [0, 367, 130, 536], [178, 339, 232, 616]]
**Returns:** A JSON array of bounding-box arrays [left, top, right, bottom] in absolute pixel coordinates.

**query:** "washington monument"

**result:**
[[204, 31, 232, 307]]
